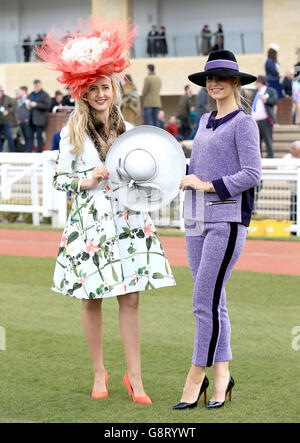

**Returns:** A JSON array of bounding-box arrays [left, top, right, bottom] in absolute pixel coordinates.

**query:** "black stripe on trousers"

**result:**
[[206, 222, 238, 367]]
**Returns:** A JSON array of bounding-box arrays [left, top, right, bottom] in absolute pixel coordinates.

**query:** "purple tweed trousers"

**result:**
[[186, 221, 247, 367]]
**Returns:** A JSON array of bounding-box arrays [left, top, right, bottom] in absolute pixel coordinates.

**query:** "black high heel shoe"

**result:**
[[173, 375, 209, 410], [206, 375, 235, 409]]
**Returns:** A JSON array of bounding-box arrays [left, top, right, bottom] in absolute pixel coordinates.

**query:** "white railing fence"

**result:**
[[0, 152, 66, 227], [0, 154, 300, 235]]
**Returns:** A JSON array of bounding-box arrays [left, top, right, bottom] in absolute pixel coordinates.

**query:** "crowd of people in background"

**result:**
[[200, 23, 224, 55], [22, 31, 73, 62], [146, 23, 223, 57], [0, 79, 71, 153], [147, 25, 168, 57], [1, 43, 300, 158]]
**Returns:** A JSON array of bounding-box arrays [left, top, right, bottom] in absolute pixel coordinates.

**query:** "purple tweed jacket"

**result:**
[[186, 108, 261, 226]]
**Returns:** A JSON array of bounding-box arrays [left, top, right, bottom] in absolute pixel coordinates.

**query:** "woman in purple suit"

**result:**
[[173, 50, 261, 410]]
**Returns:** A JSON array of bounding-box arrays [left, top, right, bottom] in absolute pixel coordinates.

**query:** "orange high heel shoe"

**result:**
[[123, 371, 152, 405], [91, 370, 108, 399]]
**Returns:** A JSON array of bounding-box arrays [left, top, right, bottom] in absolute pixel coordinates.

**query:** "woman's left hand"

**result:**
[[180, 174, 207, 191]]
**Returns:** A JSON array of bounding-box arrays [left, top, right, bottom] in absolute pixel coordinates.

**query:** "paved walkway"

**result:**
[[0, 229, 300, 276]]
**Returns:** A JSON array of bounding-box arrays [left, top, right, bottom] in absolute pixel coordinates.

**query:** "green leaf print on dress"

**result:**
[[51, 126, 176, 299]]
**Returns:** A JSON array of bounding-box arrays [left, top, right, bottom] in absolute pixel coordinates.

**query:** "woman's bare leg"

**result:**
[[210, 361, 230, 402], [180, 364, 206, 403], [82, 299, 106, 392], [117, 291, 145, 397]]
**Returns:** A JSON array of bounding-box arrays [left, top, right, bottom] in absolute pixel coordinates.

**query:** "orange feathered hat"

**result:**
[[35, 16, 137, 98]]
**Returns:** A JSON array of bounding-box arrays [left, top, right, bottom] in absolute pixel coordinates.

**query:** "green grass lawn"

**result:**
[[0, 255, 299, 423]]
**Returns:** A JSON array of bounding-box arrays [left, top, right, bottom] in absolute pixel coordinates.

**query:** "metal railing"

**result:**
[[0, 31, 263, 63], [133, 31, 262, 58]]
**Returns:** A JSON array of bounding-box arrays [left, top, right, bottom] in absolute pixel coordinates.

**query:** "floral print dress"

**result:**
[[52, 126, 176, 299]]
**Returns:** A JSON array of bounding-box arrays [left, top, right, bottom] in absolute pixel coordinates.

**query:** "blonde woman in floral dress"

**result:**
[[37, 18, 176, 404]]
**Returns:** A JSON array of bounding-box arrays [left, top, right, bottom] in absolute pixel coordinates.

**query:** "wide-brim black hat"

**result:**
[[188, 50, 257, 86]]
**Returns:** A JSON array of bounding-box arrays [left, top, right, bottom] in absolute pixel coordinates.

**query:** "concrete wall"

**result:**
[[0, 0, 299, 101], [0, 0, 91, 40], [263, 0, 300, 76], [0, 53, 264, 99], [133, 0, 262, 35]]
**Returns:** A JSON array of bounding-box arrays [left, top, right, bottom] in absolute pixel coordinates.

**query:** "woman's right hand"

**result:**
[[90, 166, 109, 188], [80, 166, 109, 190]]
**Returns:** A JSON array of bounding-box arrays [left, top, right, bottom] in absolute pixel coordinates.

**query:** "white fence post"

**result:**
[[30, 168, 40, 225], [42, 150, 67, 228], [297, 169, 300, 236], [179, 190, 185, 232], [1, 164, 10, 200]]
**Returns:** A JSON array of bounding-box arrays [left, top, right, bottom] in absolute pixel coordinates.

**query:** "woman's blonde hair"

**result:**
[[231, 77, 251, 111], [67, 74, 121, 155]]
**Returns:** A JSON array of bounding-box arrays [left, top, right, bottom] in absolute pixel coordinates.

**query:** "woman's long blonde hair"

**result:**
[[67, 74, 122, 155], [231, 77, 251, 111]]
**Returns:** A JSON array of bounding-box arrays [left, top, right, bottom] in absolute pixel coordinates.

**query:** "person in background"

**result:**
[[213, 24, 224, 51], [62, 93, 75, 107], [16, 86, 31, 152], [0, 86, 15, 152], [282, 140, 300, 162], [157, 109, 165, 129], [51, 90, 64, 112], [279, 141, 300, 223], [200, 25, 212, 56], [22, 35, 32, 62], [281, 69, 294, 97], [28, 79, 51, 152], [293, 58, 300, 124], [189, 105, 196, 127], [34, 34, 44, 60], [176, 85, 193, 139], [251, 75, 277, 158], [165, 115, 180, 137], [121, 74, 141, 126], [265, 44, 283, 99], [5, 94, 21, 151], [195, 86, 210, 118], [157, 26, 168, 57], [51, 130, 61, 151], [51, 120, 68, 151], [189, 86, 210, 139], [142, 64, 162, 126], [147, 25, 158, 57]]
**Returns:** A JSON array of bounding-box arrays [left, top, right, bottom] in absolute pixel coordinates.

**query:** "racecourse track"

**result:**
[[0, 229, 299, 276]]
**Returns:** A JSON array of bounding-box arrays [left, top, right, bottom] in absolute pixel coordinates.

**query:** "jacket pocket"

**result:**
[[206, 199, 237, 206]]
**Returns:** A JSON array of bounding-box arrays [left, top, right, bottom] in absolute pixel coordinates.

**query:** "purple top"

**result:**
[[184, 110, 261, 227]]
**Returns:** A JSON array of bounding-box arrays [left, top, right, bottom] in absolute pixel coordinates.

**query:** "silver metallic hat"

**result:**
[[106, 125, 186, 211]]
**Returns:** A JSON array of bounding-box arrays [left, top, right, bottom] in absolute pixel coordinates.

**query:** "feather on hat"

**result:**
[[35, 16, 137, 98]]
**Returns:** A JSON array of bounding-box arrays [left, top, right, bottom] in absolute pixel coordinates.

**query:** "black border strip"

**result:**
[[206, 222, 238, 367]]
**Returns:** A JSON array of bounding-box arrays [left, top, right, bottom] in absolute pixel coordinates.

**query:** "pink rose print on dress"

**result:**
[[143, 224, 155, 238], [60, 235, 67, 248], [86, 239, 99, 256]]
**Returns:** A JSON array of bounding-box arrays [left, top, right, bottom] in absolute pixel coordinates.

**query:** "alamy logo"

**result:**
[[291, 326, 300, 351], [0, 326, 6, 351]]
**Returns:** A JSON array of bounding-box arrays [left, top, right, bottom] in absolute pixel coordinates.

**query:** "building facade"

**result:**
[[0, 0, 299, 100]]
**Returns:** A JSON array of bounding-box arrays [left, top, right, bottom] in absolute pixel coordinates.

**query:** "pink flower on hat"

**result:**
[[35, 16, 137, 98]]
